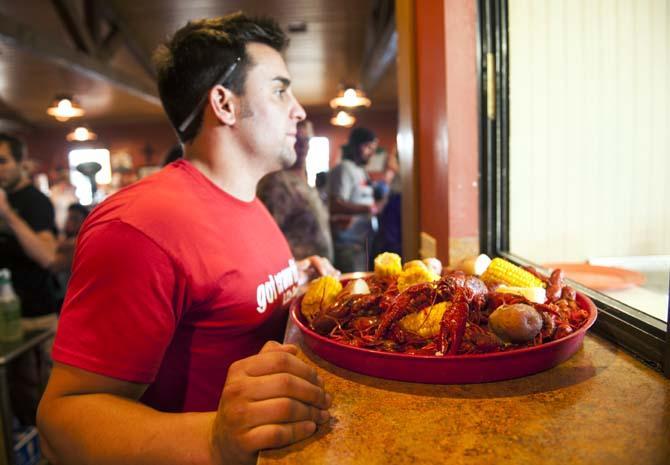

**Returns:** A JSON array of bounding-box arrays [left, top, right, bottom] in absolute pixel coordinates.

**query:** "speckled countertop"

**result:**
[[258, 325, 670, 465]]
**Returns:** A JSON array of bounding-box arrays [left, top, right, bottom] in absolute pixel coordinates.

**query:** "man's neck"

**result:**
[[184, 131, 264, 202]]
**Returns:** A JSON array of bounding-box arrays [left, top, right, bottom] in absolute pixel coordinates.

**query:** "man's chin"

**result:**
[[278, 152, 297, 170]]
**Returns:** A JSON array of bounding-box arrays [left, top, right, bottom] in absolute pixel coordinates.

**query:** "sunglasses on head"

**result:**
[[177, 56, 241, 135]]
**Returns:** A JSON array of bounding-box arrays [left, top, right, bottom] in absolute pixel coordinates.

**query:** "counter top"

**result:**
[[259, 326, 670, 465], [0, 329, 55, 365]]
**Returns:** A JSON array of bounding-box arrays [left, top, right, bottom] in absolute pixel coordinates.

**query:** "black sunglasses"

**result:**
[[177, 56, 242, 135]]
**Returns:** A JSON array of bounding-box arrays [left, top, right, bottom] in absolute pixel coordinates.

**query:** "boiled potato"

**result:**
[[422, 257, 443, 276], [488, 303, 542, 343], [341, 278, 370, 295]]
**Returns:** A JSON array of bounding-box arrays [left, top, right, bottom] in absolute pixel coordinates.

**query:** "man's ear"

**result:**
[[209, 85, 237, 126]]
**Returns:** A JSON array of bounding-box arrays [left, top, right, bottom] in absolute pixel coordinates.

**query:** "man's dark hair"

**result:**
[[162, 143, 184, 166], [343, 127, 377, 165], [0, 133, 26, 162], [68, 203, 90, 219], [153, 12, 288, 143]]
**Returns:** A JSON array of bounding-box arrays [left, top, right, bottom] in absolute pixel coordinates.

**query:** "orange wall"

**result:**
[[25, 120, 178, 172], [416, 0, 451, 264], [445, 0, 479, 239], [410, 0, 479, 264]]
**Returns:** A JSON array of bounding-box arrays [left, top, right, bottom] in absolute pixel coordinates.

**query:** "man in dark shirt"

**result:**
[[0, 133, 59, 319], [0, 133, 59, 425]]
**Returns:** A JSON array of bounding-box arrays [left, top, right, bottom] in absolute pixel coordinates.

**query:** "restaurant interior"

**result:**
[[0, 0, 668, 464]]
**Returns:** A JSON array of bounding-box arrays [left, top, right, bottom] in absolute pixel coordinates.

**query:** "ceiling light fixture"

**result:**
[[329, 86, 371, 109], [330, 110, 356, 128], [47, 95, 85, 122], [66, 126, 97, 142]]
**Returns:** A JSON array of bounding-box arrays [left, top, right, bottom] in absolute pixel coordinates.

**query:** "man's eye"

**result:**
[[275, 88, 286, 96]]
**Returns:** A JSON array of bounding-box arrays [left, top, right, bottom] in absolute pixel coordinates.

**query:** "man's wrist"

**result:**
[[208, 413, 225, 465], [0, 206, 17, 224]]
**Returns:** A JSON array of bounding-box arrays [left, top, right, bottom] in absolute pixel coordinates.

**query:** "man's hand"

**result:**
[[296, 255, 340, 285], [210, 341, 331, 465], [0, 188, 12, 219]]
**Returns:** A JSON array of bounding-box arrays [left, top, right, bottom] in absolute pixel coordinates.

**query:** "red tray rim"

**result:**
[[290, 292, 598, 361]]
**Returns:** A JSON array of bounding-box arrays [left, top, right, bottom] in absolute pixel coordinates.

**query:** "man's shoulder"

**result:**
[[90, 163, 202, 226], [12, 184, 51, 204], [9, 185, 54, 227]]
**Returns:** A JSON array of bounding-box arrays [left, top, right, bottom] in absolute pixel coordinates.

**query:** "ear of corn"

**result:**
[[495, 286, 547, 303], [399, 302, 451, 338], [301, 276, 343, 321], [397, 266, 441, 292], [481, 258, 546, 288], [403, 260, 427, 271], [374, 252, 403, 278]]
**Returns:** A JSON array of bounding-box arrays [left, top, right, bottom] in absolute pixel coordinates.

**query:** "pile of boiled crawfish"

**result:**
[[304, 268, 591, 356]]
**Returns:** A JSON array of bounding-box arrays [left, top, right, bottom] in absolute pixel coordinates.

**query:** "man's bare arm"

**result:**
[[0, 189, 56, 268], [37, 363, 217, 465], [329, 196, 375, 216], [38, 342, 331, 465]]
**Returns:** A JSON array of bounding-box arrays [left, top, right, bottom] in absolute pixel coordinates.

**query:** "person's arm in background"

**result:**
[[49, 237, 76, 273], [328, 166, 377, 216], [329, 197, 376, 215], [296, 255, 340, 284], [0, 188, 56, 268], [38, 342, 330, 465]]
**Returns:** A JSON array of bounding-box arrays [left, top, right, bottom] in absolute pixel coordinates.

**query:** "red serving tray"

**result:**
[[290, 291, 597, 384]]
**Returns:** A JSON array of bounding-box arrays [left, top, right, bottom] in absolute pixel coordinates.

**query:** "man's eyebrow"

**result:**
[[273, 76, 291, 87]]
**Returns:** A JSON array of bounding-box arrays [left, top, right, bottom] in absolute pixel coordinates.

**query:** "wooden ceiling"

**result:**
[[0, 0, 397, 129]]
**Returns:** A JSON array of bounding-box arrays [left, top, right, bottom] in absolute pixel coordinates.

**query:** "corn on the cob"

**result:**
[[374, 252, 403, 278], [399, 302, 451, 338], [495, 286, 547, 303], [301, 276, 342, 321], [397, 266, 440, 292], [481, 258, 545, 288], [403, 260, 427, 271]]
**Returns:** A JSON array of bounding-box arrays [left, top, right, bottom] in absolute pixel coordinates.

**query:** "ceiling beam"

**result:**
[[96, 24, 124, 62], [360, 0, 397, 92], [51, 0, 94, 54], [84, 0, 102, 45], [0, 11, 160, 106], [100, 0, 157, 79]]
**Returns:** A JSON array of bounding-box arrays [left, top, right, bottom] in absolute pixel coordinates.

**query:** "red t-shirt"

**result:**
[[53, 160, 299, 412]]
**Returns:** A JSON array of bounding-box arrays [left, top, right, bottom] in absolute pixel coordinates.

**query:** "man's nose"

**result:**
[[291, 95, 306, 121]]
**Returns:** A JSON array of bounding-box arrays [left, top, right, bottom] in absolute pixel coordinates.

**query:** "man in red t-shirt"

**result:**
[[38, 13, 337, 465]]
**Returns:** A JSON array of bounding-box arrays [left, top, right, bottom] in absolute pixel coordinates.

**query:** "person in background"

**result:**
[[314, 171, 328, 205], [328, 127, 378, 272], [38, 13, 336, 465], [0, 133, 59, 426], [50, 203, 89, 291], [48, 167, 78, 234], [257, 119, 334, 262], [0, 133, 59, 323]]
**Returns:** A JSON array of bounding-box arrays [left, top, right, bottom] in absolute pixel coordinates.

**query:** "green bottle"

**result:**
[[0, 268, 23, 342]]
